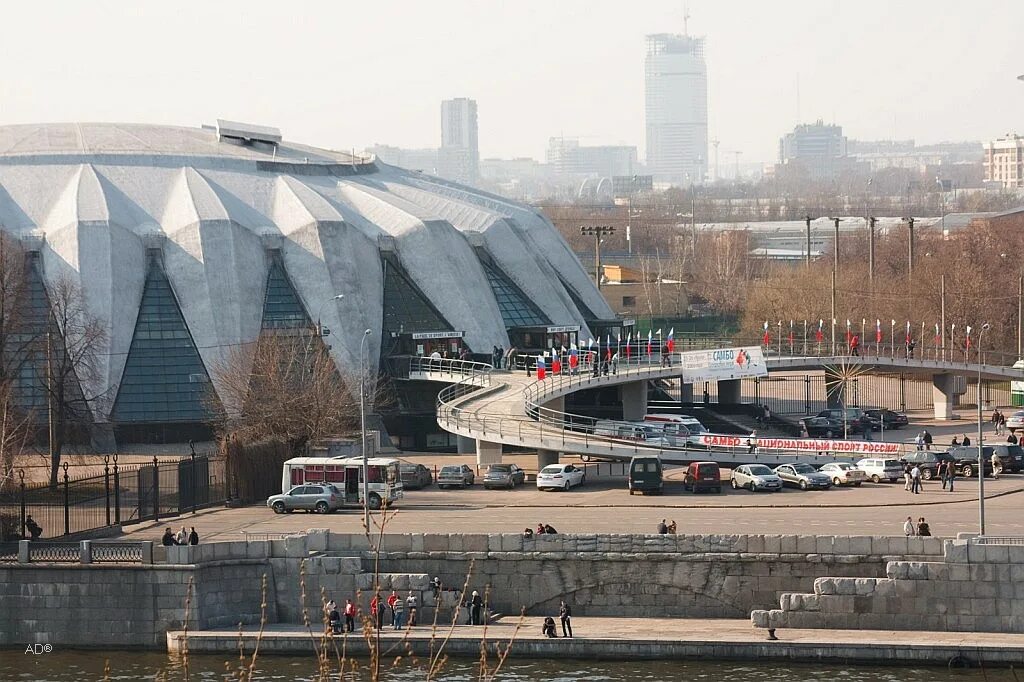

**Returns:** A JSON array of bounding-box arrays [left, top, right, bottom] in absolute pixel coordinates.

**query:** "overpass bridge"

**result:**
[[404, 346, 1022, 470]]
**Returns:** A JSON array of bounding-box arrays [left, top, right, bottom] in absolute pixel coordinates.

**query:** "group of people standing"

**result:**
[[161, 525, 199, 546], [491, 346, 517, 369], [362, 590, 420, 632], [541, 600, 573, 638]]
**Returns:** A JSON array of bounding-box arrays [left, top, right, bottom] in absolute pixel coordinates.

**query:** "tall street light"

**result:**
[[359, 329, 373, 531], [977, 322, 991, 535], [316, 294, 345, 336], [580, 225, 615, 290]]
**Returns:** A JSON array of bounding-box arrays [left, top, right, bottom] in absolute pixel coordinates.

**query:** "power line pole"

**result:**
[[580, 225, 615, 291]]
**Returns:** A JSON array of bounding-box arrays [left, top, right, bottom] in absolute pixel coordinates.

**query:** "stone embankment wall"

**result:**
[[364, 532, 945, 618], [753, 539, 1024, 633], [0, 531, 946, 649]]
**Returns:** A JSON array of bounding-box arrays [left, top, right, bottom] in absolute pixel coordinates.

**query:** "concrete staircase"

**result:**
[[753, 538, 1024, 633]]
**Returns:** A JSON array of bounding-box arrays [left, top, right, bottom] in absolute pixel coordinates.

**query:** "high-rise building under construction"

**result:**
[[644, 33, 708, 185]]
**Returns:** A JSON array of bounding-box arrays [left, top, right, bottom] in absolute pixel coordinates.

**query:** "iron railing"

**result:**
[[28, 542, 81, 563], [91, 542, 145, 563], [969, 536, 1024, 546]]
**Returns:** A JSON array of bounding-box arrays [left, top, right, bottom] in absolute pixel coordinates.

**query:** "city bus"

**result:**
[[281, 457, 403, 510]]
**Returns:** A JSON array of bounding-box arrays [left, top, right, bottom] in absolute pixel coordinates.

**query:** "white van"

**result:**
[[593, 421, 677, 447], [644, 414, 705, 444]]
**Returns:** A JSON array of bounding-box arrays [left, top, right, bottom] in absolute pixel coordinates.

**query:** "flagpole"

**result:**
[[803, 320, 807, 355]]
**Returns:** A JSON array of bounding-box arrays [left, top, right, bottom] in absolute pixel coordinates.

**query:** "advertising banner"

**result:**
[[696, 434, 901, 455], [680, 347, 768, 384]]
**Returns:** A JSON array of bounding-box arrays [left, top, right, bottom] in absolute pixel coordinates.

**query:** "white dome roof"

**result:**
[[0, 122, 611, 421]]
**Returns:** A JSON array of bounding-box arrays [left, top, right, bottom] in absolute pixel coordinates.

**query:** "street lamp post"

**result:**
[[978, 322, 991, 535], [580, 226, 615, 290], [316, 294, 345, 336], [359, 329, 372, 531]]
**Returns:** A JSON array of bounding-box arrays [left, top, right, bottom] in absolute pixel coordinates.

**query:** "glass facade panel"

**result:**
[[10, 253, 51, 410], [381, 257, 451, 334], [479, 259, 549, 328], [111, 253, 216, 423], [261, 255, 311, 330]]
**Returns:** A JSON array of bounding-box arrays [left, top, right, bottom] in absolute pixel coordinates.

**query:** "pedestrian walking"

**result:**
[[911, 464, 922, 494], [370, 593, 384, 630], [387, 590, 399, 626], [406, 591, 418, 627], [850, 334, 860, 356], [470, 590, 483, 625], [923, 430, 933, 451], [747, 430, 758, 455], [915, 432, 924, 451], [962, 434, 972, 446], [392, 592, 406, 630], [344, 599, 356, 632], [799, 421, 809, 439], [559, 600, 573, 638], [904, 463, 913, 492], [904, 516, 917, 536], [992, 451, 1002, 480], [947, 463, 957, 492], [938, 460, 949, 491], [188, 527, 199, 545], [917, 517, 931, 536]]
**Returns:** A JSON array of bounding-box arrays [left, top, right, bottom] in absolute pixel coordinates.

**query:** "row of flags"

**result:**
[[534, 328, 676, 379], [761, 319, 975, 348]]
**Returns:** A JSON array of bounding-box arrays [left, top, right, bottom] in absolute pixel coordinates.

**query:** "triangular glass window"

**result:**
[[261, 254, 311, 331], [111, 253, 217, 423], [381, 256, 452, 334], [10, 252, 52, 411], [478, 257, 549, 328]]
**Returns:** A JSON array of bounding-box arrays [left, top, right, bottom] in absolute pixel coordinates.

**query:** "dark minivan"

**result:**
[[629, 456, 663, 495], [683, 461, 722, 494]]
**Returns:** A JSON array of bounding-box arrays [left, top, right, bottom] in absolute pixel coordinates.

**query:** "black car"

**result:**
[[901, 450, 955, 480], [946, 446, 996, 478], [798, 416, 844, 438], [814, 408, 870, 432], [863, 409, 909, 431], [399, 462, 433, 490]]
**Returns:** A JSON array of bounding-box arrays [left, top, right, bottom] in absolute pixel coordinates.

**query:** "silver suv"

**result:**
[[268, 484, 342, 514]]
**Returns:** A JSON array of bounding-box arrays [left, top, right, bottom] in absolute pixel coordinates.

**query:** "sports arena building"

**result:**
[[0, 121, 621, 449]]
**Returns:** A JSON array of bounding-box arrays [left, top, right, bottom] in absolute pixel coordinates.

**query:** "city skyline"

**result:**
[[1, 1, 1022, 167]]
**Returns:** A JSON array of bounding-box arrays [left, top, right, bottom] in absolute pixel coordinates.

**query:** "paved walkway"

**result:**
[[171, 617, 1024, 666]]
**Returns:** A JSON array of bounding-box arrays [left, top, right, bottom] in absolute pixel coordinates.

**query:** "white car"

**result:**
[[536, 464, 586, 491], [819, 462, 866, 487], [856, 458, 904, 483], [1006, 411, 1024, 430]]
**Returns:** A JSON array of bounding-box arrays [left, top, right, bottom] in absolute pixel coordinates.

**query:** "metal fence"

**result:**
[[0, 453, 224, 542]]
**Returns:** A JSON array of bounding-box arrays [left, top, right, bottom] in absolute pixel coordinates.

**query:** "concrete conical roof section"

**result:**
[[44, 164, 110, 229], [271, 175, 344, 233], [161, 167, 229, 232]]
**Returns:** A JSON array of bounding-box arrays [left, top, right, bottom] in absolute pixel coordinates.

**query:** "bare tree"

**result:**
[[44, 276, 108, 487], [210, 333, 374, 452]]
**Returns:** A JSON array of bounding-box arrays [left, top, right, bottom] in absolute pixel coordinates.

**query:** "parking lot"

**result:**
[[120, 449, 1024, 543]]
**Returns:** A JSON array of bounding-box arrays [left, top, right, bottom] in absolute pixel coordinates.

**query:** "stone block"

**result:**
[[283, 535, 307, 558], [945, 540, 968, 563], [795, 535, 816, 554], [814, 577, 837, 595], [423, 535, 449, 552], [381, 534, 411, 553], [463, 535, 488, 553], [500, 535, 523, 552], [847, 536, 871, 556], [906, 537, 925, 556], [762, 535, 782, 554], [987, 545, 1010, 563], [779, 535, 797, 554], [815, 536, 835, 554], [854, 578, 878, 595], [750, 609, 769, 628]]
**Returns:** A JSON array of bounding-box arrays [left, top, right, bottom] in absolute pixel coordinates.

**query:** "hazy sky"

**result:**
[[2, 1, 1022, 165]]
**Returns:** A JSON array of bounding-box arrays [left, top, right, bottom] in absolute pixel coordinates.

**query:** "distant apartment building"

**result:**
[[644, 33, 708, 186], [984, 134, 1024, 188], [776, 121, 861, 182], [439, 98, 479, 184], [546, 137, 638, 177], [366, 144, 439, 174]]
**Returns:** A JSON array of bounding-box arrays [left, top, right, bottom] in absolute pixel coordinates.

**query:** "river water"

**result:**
[[0, 652, 1017, 681]]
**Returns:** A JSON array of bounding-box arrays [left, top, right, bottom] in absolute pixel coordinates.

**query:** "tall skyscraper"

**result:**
[[439, 97, 479, 184], [644, 33, 708, 186]]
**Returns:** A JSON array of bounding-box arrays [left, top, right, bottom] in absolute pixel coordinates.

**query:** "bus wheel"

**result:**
[[368, 493, 383, 510]]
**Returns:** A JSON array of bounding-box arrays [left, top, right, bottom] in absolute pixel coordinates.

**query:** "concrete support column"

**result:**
[[680, 382, 694, 404], [932, 373, 959, 420], [824, 376, 846, 410], [717, 379, 741, 405], [456, 435, 476, 454], [620, 380, 648, 421], [476, 440, 503, 466], [537, 449, 560, 469]]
